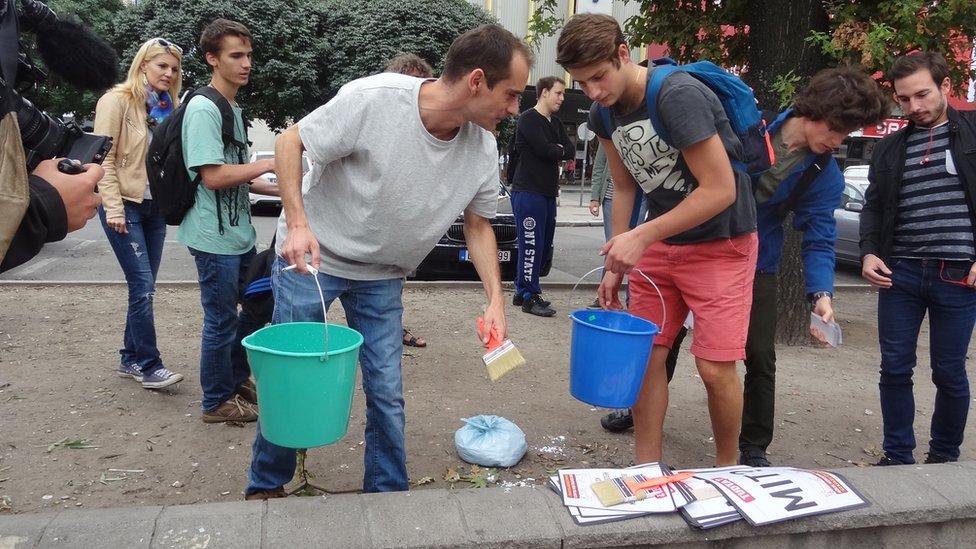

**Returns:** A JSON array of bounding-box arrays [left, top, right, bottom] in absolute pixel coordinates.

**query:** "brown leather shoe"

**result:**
[[235, 379, 258, 405], [202, 394, 258, 423], [244, 487, 286, 501]]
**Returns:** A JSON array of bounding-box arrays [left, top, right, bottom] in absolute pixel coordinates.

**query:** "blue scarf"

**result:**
[[146, 86, 174, 129]]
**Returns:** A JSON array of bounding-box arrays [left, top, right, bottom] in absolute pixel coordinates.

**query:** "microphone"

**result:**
[[35, 17, 119, 91]]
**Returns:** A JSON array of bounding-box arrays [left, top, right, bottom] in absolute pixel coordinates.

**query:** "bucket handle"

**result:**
[[283, 264, 329, 362], [568, 266, 667, 333]]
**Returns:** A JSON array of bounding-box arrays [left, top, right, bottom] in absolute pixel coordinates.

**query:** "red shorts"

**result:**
[[629, 233, 758, 362]]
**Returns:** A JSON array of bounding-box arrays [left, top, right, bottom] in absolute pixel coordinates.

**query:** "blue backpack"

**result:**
[[595, 57, 774, 176]]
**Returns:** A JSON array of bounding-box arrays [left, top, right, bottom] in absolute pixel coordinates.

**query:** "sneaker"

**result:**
[[141, 367, 184, 389], [923, 452, 955, 464], [521, 294, 556, 317], [245, 487, 286, 501], [875, 455, 905, 466], [235, 379, 258, 405], [202, 394, 258, 423], [586, 297, 602, 310], [513, 293, 551, 307], [738, 449, 772, 467], [117, 363, 143, 382], [600, 409, 634, 432]]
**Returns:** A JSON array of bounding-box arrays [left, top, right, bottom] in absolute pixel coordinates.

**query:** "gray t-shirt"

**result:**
[[276, 73, 499, 280], [588, 70, 756, 244]]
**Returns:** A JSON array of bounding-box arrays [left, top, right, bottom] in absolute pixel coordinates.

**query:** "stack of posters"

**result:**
[[548, 462, 692, 525], [548, 463, 869, 529]]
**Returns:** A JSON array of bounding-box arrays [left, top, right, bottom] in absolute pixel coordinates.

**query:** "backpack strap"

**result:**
[[645, 58, 679, 146], [596, 104, 612, 140], [776, 152, 832, 218], [191, 86, 248, 235]]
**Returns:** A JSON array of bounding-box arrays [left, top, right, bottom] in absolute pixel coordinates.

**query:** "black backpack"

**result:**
[[146, 86, 246, 226]]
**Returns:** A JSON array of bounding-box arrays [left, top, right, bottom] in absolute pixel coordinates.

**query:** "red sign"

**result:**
[[859, 118, 909, 138]]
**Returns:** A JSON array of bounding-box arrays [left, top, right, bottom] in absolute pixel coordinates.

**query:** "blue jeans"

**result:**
[[189, 246, 255, 411], [98, 201, 166, 375], [248, 257, 407, 493], [878, 258, 976, 463], [600, 191, 646, 243]]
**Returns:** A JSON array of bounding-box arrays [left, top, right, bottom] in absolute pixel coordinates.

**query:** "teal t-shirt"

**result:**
[[176, 94, 256, 255]]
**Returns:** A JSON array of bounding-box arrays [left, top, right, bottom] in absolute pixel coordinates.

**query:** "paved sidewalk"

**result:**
[[2, 462, 975, 548], [556, 201, 603, 227]]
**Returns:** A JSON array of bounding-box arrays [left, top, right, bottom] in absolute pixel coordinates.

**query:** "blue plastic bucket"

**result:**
[[568, 309, 659, 408]]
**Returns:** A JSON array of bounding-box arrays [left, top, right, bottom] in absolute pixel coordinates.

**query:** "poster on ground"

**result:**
[[671, 466, 743, 529], [691, 466, 870, 526]]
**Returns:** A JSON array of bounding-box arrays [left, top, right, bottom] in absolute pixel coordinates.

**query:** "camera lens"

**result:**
[[15, 94, 66, 160]]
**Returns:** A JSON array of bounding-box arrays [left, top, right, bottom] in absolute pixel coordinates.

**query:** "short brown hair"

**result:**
[[886, 51, 951, 88], [556, 14, 626, 69], [199, 19, 252, 66], [442, 24, 534, 88], [792, 66, 890, 132], [385, 53, 433, 78], [536, 76, 564, 95]]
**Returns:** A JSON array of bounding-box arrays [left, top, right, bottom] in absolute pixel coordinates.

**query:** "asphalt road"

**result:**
[[0, 207, 864, 286]]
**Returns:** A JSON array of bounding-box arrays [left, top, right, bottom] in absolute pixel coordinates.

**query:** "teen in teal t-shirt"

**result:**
[[176, 94, 256, 254]]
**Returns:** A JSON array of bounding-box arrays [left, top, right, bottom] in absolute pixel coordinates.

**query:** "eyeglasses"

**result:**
[[939, 261, 975, 288], [151, 38, 183, 55]]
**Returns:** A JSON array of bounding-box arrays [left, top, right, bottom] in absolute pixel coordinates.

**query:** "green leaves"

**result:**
[[46, 438, 97, 452]]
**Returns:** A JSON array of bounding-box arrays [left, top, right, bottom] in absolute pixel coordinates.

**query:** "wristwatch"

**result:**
[[808, 291, 832, 305]]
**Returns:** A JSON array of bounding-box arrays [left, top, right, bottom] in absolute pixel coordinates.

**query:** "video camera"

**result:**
[[2, 0, 119, 171]]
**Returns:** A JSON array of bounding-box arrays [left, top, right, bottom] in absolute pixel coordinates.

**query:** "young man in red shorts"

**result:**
[[557, 14, 758, 466]]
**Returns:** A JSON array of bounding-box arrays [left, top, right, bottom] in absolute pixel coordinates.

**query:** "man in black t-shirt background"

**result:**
[[510, 76, 575, 317]]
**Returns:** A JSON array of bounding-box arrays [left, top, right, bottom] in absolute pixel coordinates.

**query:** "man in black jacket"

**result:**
[[510, 76, 574, 316], [861, 51, 976, 466]]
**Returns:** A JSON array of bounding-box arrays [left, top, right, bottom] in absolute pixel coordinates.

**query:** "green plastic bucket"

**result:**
[[242, 322, 364, 449]]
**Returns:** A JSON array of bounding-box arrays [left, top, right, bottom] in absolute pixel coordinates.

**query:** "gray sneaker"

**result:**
[[141, 367, 184, 389], [117, 364, 142, 382]]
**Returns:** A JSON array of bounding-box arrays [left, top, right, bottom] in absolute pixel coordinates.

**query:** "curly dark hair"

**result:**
[[385, 53, 433, 78], [792, 66, 890, 132]]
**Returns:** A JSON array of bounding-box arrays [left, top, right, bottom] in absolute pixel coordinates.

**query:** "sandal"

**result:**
[[402, 328, 427, 348]]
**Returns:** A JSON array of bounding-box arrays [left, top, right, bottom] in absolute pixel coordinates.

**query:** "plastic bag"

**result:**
[[454, 415, 527, 468]]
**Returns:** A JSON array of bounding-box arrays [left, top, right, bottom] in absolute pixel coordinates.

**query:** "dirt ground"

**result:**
[[1, 284, 974, 514]]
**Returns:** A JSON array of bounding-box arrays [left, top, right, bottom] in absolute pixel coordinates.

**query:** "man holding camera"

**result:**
[[0, 0, 106, 273]]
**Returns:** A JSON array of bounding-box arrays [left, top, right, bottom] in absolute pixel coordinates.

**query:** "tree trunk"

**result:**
[[743, 0, 830, 108], [744, 0, 830, 345]]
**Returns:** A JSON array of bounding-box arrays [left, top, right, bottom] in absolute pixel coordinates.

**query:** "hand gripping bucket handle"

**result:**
[[568, 266, 667, 332], [283, 264, 329, 361]]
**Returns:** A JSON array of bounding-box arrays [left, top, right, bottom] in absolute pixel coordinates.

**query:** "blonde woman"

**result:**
[[94, 38, 185, 389]]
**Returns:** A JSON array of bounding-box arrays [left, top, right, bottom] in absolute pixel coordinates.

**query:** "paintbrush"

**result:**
[[590, 471, 695, 507], [477, 317, 525, 381]]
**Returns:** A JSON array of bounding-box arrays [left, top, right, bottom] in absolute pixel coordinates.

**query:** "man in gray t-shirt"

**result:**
[[245, 25, 533, 498]]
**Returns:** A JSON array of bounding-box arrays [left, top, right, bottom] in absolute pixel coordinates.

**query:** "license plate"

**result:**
[[459, 249, 511, 263]]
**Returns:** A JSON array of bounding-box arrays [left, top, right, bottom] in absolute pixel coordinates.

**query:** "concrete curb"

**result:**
[[0, 280, 874, 290], [555, 220, 605, 227], [1, 463, 974, 548]]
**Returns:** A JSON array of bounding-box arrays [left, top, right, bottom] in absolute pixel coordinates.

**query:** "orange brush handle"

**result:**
[[629, 471, 695, 491], [476, 317, 503, 351]]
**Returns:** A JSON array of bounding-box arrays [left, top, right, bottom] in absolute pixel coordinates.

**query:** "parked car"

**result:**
[[248, 151, 311, 210], [843, 164, 870, 195], [411, 185, 553, 281], [834, 181, 865, 264]]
